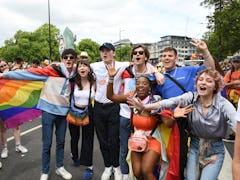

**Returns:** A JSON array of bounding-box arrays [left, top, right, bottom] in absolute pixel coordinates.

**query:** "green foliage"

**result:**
[[115, 45, 132, 62], [76, 39, 100, 62], [201, 0, 240, 60], [0, 23, 60, 63]]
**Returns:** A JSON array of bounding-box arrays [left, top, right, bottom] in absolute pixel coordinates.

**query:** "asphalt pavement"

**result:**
[[0, 118, 233, 180]]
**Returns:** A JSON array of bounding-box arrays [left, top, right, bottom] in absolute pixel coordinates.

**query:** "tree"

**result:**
[[0, 23, 60, 63], [201, 0, 240, 60], [115, 45, 132, 62], [76, 39, 100, 62]]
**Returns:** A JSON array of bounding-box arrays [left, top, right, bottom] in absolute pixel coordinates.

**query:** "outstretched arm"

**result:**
[[190, 39, 215, 70]]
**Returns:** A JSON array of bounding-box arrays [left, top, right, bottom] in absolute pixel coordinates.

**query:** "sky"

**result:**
[[0, 0, 213, 46]]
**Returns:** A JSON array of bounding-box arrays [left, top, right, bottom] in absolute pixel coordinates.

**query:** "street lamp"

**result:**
[[48, 0, 52, 61], [119, 29, 125, 61]]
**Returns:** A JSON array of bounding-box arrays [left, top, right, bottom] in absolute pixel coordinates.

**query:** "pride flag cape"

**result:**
[[0, 79, 44, 128]]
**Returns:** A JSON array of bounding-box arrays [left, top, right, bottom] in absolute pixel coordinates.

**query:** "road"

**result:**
[[0, 118, 233, 180]]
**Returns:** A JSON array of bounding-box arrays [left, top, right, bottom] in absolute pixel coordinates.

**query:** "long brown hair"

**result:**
[[74, 59, 95, 90]]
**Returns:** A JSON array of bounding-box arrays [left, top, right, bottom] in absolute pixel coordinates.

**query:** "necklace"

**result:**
[[202, 104, 212, 108]]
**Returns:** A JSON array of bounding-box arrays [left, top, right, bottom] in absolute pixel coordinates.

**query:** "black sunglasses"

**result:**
[[133, 50, 144, 55], [63, 56, 74, 60], [0, 64, 7, 68]]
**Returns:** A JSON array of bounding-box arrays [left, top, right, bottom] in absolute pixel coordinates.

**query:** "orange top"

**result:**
[[132, 114, 157, 131]]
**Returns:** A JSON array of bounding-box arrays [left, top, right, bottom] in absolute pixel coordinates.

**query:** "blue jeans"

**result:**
[[41, 111, 67, 174], [119, 116, 131, 174], [186, 137, 225, 180]]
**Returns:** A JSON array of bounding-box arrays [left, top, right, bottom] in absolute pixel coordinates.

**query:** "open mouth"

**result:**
[[136, 58, 141, 61]]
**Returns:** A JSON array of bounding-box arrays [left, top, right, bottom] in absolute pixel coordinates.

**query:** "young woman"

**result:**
[[68, 59, 95, 180], [128, 68, 237, 179]]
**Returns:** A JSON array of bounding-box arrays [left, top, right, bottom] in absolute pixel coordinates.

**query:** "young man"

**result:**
[[0, 49, 77, 180], [154, 39, 215, 179], [90, 43, 129, 180]]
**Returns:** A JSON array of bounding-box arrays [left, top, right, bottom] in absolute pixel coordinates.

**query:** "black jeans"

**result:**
[[93, 102, 120, 167], [68, 117, 94, 166]]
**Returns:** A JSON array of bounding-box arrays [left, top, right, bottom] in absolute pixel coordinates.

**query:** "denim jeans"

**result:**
[[41, 111, 67, 174], [119, 116, 131, 174], [186, 137, 225, 180]]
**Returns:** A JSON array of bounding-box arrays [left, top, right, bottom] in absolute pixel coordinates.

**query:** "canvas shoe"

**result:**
[[55, 166, 72, 180], [83, 168, 93, 180], [113, 166, 122, 180], [1, 147, 8, 158], [40, 173, 48, 180], [101, 167, 112, 180], [15, 144, 28, 153]]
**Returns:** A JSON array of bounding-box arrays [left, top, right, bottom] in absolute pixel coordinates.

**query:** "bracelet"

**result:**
[[108, 77, 114, 84]]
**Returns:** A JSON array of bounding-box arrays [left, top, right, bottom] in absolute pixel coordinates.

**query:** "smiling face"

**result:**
[[61, 53, 76, 72], [161, 50, 178, 71], [132, 47, 148, 66], [135, 76, 151, 100], [77, 60, 90, 78], [100, 48, 115, 65], [196, 72, 216, 97]]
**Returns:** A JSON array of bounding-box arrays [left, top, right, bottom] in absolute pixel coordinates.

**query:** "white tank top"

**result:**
[[73, 84, 95, 106]]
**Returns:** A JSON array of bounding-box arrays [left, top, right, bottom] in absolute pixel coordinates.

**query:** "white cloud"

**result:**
[[0, 0, 213, 46]]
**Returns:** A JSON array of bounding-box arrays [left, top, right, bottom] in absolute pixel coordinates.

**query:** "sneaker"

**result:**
[[83, 168, 93, 180], [113, 166, 122, 180], [15, 145, 28, 153], [223, 134, 235, 143], [72, 159, 80, 167], [0, 162, 2, 169], [101, 167, 112, 180], [40, 173, 48, 180], [1, 147, 8, 158], [55, 167, 72, 180]]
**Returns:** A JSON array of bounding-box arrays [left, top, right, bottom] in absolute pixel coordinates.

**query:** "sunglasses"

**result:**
[[0, 64, 7, 68], [63, 56, 74, 60], [133, 50, 144, 55]]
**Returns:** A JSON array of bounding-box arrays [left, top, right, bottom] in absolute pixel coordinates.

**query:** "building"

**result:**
[[113, 35, 198, 65]]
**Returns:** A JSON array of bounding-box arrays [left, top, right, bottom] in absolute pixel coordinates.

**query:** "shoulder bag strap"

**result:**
[[165, 73, 187, 93]]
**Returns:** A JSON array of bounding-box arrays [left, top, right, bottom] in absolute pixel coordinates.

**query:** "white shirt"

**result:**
[[91, 61, 129, 103], [74, 84, 95, 106]]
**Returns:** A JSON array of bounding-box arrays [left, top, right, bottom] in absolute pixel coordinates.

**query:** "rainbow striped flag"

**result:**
[[0, 79, 43, 128]]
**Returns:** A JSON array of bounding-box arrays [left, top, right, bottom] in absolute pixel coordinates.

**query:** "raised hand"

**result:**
[[173, 101, 194, 118]]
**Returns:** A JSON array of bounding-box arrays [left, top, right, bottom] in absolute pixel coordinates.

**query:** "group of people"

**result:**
[[0, 39, 239, 180]]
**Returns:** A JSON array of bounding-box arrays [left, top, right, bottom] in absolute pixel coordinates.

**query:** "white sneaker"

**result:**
[[122, 174, 130, 180], [101, 167, 112, 180], [55, 167, 72, 180], [40, 173, 48, 180], [0, 162, 2, 169], [113, 166, 122, 180], [1, 147, 8, 158], [15, 145, 28, 153]]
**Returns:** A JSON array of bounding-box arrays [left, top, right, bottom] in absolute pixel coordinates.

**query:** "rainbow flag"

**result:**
[[0, 79, 44, 128]]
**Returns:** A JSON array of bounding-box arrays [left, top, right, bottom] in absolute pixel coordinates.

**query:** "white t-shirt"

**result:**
[[91, 61, 129, 103], [74, 84, 95, 106]]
